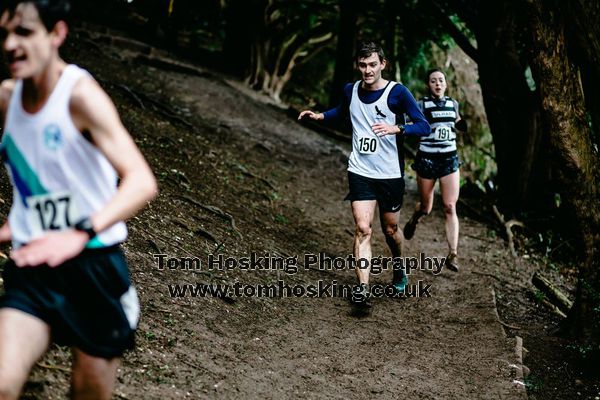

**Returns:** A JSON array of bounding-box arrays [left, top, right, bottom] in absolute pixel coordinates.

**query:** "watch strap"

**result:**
[[74, 217, 97, 239]]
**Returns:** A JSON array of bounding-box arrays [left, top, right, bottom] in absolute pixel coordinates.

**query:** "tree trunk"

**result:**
[[527, 0, 600, 357], [564, 0, 600, 150], [439, 0, 551, 213], [247, 38, 267, 90], [329, 0, 359, 107], [469, 1, 550, 213], [266, 32, 333, 102], [384, 0, 401, 82], [223, 0, 267, 78]]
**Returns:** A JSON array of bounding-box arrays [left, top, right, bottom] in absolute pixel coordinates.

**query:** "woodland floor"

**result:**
[[0, 23, 598, 400]]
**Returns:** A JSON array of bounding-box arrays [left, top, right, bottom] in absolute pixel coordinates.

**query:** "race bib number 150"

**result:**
[[358, 137, 378, 154], [26, 191, 80, 238]]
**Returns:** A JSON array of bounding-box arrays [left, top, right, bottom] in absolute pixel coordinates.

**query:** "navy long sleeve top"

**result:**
[[323, 82, 430, 136]]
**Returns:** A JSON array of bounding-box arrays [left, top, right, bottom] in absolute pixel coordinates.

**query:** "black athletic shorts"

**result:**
[[345, 171, 405, 212], [0, 245, 138, 359], [412, 150, 460, 180]]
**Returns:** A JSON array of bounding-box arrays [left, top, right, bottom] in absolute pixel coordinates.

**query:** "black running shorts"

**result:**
[[412, 150, 460, 180], [0, 245, 138, 359], [345, 171, 405, 212]]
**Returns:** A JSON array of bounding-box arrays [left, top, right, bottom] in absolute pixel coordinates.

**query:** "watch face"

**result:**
[[75, 218, 96, 238], [81, 219, 93, 230]]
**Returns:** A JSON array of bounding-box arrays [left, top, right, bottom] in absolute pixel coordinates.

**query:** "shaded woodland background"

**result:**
[[74, 0, 600, 364]]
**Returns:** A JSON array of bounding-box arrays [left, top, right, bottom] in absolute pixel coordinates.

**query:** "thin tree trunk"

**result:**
[[223, 0, 267, 77], [329, 0, 359, 107], [470, 1, 549, 213], [384, 1, 401, 82]]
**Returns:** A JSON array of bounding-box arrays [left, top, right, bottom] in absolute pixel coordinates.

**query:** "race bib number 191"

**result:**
[[26, 191, 79, 238], [435, 126, 453, 141]]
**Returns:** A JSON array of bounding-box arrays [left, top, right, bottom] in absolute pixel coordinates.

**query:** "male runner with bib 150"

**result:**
[[0, 1, 157, 398], [299, 41, 430, 304]]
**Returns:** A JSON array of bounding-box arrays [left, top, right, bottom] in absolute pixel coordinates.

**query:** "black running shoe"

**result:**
[[351, 283, 371, 307], [445, 253, 459, 272], [403, 213, 419, 240]]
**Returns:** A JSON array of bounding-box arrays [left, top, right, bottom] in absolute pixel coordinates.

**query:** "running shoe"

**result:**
[[445, 253, 459, 272], [351, 283, 371, 306], [392, 273, 409, 294], [403, 213, 419, 240]]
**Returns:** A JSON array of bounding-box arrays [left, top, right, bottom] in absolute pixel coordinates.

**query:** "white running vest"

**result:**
[[1, 64, 127, 248], [348, 81, 403, 179]]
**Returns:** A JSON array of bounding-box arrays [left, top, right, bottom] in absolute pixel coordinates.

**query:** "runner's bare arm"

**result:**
[[298, 110, 324, 121], [10, 77, 157, 267], [0, 222, 10, 243], [69, 76, 158, 233], [0, 80, 15, 243], [0, 79, 15, 125]]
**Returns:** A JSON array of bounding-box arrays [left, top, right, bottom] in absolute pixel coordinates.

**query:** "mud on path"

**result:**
[[6, 26, 528, 399]]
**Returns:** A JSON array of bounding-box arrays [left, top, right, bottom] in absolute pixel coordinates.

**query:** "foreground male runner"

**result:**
[[0, 1, 157, 398]]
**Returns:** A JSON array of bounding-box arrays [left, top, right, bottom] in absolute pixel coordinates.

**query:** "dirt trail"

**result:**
[[13, 27, 528, 399]]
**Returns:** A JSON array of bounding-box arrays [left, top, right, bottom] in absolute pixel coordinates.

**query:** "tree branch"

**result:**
[[492, 205, 525, 257], [428, 0, 479, 63]]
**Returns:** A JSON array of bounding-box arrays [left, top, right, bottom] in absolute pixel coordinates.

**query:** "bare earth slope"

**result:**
[[3, 26, 527, 399]]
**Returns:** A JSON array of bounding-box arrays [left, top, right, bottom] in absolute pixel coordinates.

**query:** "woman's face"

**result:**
[[427, 71, 447, 98]]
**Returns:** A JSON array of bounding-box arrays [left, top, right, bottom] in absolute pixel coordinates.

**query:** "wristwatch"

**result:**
[[74, 217, 97, 239], [397, 124, 406, 135]]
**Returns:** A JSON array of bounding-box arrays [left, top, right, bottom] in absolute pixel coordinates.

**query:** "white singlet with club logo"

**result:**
[[1, 65, 127, 248], [348, 81, 403, 179]]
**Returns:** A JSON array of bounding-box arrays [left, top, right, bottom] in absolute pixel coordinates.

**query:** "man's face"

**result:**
[[427, 71, 447, 98], [357, 53, 386, 86], [0, 3, 53, 79]]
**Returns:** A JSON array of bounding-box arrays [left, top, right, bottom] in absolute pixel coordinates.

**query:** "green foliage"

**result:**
[[284, 46, 337, 107], [524, 66, 537, 91], [567, 342, 600, 358], [524, 374, 544, 392], [581, 279, 600, 307], [459, 124, 497, 184], [400, 35, 458, 97], [554, 193, 561, 208], [274, 214, 288, 224], [533, 290, 545, 304], [270, 192, 281, 201]]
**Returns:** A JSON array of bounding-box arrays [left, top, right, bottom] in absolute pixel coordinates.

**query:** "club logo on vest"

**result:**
[[375, 106, 387, 119], [44, 124, 63, 151]]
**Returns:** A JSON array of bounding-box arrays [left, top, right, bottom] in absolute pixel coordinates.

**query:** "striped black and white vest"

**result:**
[[418, 96, 459, 154]]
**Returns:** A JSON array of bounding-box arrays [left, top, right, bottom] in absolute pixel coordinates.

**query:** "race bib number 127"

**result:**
[[26, 191, 80, 238]]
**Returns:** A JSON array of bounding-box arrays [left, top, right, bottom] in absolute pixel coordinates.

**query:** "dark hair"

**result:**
[[425, 68, 445, 83], [356, 41, 385, 63], [1, 0, 71, 32]]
